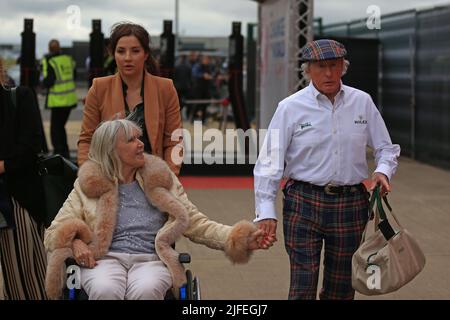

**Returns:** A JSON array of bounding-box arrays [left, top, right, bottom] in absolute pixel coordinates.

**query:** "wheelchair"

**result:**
[[63, 252, 200, 300], [40, 155, 201, 300]]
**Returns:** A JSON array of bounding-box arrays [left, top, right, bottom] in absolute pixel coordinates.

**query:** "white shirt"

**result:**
[[254, 81, 400, 222]]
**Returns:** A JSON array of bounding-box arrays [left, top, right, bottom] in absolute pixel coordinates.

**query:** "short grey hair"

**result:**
[[300, 59, 350, 81], [88, 119, 142, 181]]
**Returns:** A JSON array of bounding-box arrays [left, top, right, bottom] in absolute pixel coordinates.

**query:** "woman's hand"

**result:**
[[247, 228, 277, 250], [255, 219, 278, 249], [257, 219, 277, 240], [72, 239, 97, 268]]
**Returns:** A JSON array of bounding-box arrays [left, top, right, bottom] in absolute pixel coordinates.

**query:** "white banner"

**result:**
[[259, 0, 291, 129]]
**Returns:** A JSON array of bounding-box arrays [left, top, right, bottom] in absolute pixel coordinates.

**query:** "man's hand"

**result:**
[[0, 160, 5, 174], [370, 172, 391, 195], [72, 239, 97, 268], [256, 219, 278, 248]]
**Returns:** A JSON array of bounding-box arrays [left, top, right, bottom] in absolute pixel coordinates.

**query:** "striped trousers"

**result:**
[[0, 198, 47, 300], [282, 181, 369, 300]]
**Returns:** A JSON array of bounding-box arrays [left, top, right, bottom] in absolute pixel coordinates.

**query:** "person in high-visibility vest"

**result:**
[[41, 39, 77, 159]]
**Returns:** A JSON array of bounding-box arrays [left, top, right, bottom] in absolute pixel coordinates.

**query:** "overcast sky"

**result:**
[[1, 0, 450, 57]]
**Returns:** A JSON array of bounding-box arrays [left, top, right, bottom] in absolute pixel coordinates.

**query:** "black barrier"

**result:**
[[160, 20, 175, 79], [88, 19, 104, 88], [20, 19, 38, 87], [19, 19, 48, 152], [246, 23, 257, 121], [321, 6, 450, 168], [323, 37, 380, 106], [228, 22, 250, 132]]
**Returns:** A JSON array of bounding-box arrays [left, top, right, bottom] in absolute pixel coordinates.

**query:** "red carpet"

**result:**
[[179, 176, 254, 189]]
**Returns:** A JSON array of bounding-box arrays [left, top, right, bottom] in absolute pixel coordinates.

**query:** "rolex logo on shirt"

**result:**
[[299, 122, 312, 129], [354, 115, 367, 124]]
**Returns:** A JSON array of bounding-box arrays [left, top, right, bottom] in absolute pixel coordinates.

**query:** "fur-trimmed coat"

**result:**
[[44, 154, 258, 299]]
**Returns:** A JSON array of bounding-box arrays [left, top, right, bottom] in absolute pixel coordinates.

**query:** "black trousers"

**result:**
[[50, 107, 73, 159], [190, 88, 211, 123]]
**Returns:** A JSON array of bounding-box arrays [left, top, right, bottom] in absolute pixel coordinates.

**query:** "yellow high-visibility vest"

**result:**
[[41, 54, 77, 108]]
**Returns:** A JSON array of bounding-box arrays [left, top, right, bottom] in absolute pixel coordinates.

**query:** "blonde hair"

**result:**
[[88, 119, 142, 181], [301, 59, 350, 81]]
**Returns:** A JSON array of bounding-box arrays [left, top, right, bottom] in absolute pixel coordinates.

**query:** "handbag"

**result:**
[[351, 186, 426, 295], [0, 176, 14, 229], [38, 154, 78, 227]]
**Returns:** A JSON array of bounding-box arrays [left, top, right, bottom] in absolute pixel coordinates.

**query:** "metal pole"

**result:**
[[246, 23, 257, 121], [89, 19, 104, 88], [160, 20, 175, 79], [410, 20, 417, 160], [255, 4, 261, 129], [295, 0, 314, 92], [377, 42, 383, 115], [20, 18, 36, 87]]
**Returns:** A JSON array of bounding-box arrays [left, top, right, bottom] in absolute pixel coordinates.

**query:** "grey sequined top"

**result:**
[[109, 181, 168, 254]]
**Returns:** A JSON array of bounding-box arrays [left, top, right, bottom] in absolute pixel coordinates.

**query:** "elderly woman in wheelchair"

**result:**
[[44, 119, 275, 300]]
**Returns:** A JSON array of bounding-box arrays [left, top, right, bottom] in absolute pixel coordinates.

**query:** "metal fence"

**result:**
[[320, 5, 450, 169]]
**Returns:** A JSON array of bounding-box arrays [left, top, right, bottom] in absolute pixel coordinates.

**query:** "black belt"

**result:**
[[290, 180, 364, 195]]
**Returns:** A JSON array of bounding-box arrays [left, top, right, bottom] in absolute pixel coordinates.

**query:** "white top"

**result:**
[[254, 81, 400, 222]]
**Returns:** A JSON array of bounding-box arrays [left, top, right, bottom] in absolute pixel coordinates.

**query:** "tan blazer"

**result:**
[[77, 72, 183, 175]]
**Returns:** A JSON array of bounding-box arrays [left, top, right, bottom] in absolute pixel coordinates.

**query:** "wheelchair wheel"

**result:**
[[193, 276, 201, 300], [185, 269, 193, 300]]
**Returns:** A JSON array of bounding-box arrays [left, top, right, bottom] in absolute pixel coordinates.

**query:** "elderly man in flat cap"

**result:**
[[253, 39, 400, 300]]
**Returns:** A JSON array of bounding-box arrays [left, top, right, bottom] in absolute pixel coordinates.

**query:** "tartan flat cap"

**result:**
[[301, 39, 347, 61]]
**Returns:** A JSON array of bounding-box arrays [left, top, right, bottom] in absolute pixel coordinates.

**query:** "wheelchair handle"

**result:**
[[178, 253, 191, 264]]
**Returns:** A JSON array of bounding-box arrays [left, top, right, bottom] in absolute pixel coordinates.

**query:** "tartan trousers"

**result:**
[[282, 181, 369, 300]]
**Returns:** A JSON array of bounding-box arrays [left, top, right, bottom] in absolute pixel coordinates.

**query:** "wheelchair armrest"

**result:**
[[65, 257, 79, 266], [63, 257, 89, 300], [178, 253, 191, 264]]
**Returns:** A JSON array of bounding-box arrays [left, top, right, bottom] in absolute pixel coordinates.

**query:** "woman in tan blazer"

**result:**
[[78, 22, 183, 175]]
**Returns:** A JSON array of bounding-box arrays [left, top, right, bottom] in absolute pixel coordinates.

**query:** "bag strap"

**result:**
[[381, 194, 401, 228], [360, 186, 402, 243], [10, 87, 17, 109], [361, 187, 379, 243], [368, 186, 397, 221], [366, 186, 384, 235]]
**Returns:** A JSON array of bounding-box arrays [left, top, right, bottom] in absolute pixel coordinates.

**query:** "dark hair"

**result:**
[[48, 39, 60, 54], [109, 22, 159, 75]]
